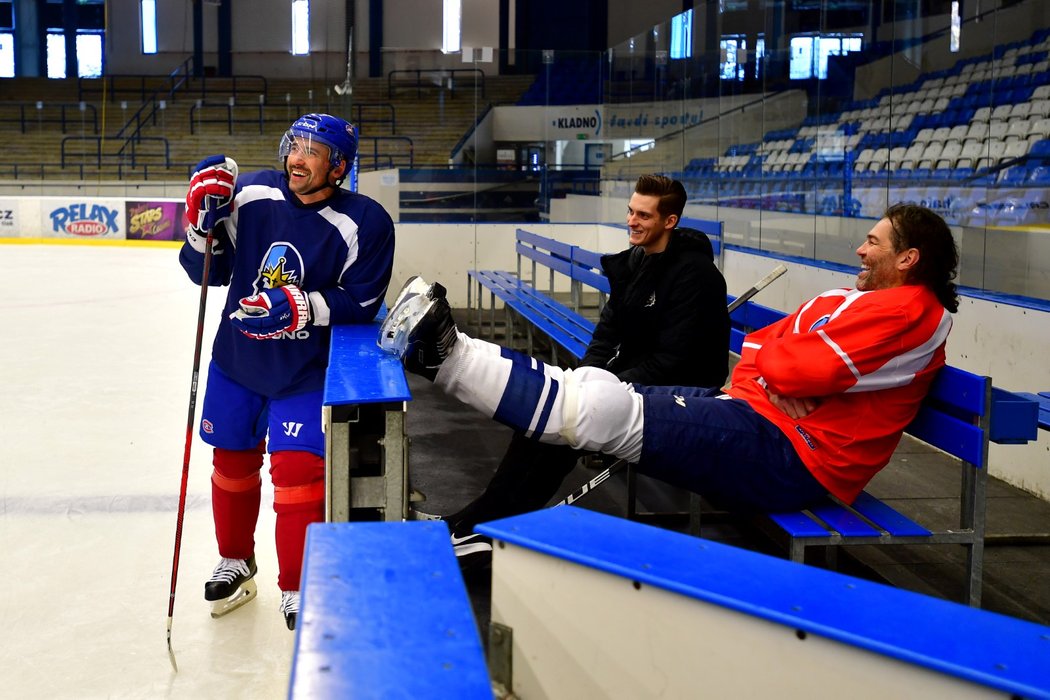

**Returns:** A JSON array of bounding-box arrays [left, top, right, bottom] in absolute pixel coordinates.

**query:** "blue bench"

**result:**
[[725, 299, 1040, 606], [467, 228, 608, 365], [289, 521, 491, 698], [1015, 391, 1050, 431], [477, 507, 1050, 698], [323, 320, 413, 522]]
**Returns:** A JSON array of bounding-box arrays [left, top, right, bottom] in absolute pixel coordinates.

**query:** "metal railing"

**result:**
[[359, 136, 414, 169], [0, 102, 99, 134], [188, 101, 398, 135], [387, 68, 486, 99], [60, 135, 171, 170]]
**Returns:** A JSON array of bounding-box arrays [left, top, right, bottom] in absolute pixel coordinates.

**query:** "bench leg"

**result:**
[[965, 541, 984, 607], [625, 465, 638, 520], [466, 278, 473, 329], [489, 291, 496, 340], [688, 494, 703, 536]]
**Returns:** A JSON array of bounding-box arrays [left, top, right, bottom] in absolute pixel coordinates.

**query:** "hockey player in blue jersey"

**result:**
[[179, 113, 395, 630]]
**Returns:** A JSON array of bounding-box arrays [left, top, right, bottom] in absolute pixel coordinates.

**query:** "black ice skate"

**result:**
[[280, 590, 300, 631], [378, 276, 458, 380], [204, 555, 258, 619]]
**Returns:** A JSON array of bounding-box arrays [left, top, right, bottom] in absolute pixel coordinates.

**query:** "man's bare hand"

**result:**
[[766, 390, 819, 420]]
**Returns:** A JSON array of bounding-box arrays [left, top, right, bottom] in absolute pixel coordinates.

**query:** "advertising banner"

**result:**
[[0, 197, 18, 237], [125, 200, 187, 241], [44, 199, 124, 240]]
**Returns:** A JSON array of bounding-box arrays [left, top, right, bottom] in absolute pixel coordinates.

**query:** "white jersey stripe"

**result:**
[[818, 329, 862, 381], [846, 308, 953, 392], [318, 206, 360, 276]]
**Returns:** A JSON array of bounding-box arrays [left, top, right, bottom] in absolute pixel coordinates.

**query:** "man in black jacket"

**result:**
[[443, 174, 729, 566]]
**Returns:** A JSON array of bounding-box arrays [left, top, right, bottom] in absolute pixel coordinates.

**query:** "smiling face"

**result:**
[[284, 137, 344, 204], [626, 192, 677, 254], [856, 217, 913, 291]]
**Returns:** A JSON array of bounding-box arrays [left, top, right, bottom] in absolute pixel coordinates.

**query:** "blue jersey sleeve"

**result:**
[[317, 202, 395, 324], [178, 221, 234, 287]]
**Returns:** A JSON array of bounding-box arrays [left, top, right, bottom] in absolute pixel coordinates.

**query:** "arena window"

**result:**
[[291, 0, 309, 56], [140, 0, 156, 55]]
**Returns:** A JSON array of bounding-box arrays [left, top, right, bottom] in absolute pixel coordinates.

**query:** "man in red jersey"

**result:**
[[381, 203, 959, 512]]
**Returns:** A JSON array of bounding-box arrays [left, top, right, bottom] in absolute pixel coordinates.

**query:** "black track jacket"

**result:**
[[580, 227, 729, 389]]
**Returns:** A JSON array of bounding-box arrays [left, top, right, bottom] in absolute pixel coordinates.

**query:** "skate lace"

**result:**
[[208, 557, 250, 584], [280, 590, 300, 615]]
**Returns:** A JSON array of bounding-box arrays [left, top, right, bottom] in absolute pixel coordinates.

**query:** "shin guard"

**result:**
[[211, 443, 264, 559], [270, 451, 325, 592]]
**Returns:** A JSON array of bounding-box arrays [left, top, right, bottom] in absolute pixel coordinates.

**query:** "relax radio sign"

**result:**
[[47, 200, 123, 239]]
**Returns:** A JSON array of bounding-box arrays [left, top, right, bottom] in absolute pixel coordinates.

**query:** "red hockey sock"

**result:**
[[211, 443, 265, 559], [269, 451, 325, 592]]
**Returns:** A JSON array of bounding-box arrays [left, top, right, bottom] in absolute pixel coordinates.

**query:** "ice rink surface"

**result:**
[[2, 243, 295, 699]]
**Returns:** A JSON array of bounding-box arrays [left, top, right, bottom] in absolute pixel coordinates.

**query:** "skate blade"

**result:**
[[210, 579, 258, 619]]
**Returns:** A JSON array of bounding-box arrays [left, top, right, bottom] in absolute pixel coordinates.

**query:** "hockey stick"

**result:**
[[166, 230, 215, 673], [554, 263, 789, 509], [726, 264, 787, 314], [553, 459, 631, 507]]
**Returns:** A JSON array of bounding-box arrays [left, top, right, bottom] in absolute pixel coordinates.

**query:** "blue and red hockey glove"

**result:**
[[229, 285, 312, 339], [185, 155, 238, 253]]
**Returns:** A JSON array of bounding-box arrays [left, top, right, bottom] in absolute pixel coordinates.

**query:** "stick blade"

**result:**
[[167, 619, 178, 673]]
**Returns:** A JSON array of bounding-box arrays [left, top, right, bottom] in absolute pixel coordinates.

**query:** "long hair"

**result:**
[[884, 203, 960, 313], [634, 174, 687, 221]]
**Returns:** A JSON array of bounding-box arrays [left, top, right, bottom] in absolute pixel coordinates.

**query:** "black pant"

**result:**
[[446, 431, 583, 532]]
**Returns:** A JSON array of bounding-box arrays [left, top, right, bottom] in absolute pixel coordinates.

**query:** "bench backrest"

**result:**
[[515, 228, 575, 287], [680, 216, 724, 264]]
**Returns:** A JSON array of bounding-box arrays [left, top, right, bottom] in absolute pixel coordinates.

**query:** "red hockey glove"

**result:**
[[186, 155, 238, 236]]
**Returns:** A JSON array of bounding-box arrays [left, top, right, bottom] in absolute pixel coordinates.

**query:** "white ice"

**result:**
[[2, 244, 294, 699]]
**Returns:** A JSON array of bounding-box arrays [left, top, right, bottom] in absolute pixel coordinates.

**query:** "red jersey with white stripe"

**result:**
[[726, 284, 952, 504]]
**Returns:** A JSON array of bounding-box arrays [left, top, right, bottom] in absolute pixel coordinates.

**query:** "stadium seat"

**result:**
[[1006, 118, 1032, 141], [989, 121, 1009, 140], [940, 140, 964, 162], [988, 139, 1009, 164], [957, 140, 986, 170], [1010, 101, 1032, 119], [1027, 165, 1050, 184], [1003, 140, 1030, 161], [965, 122, 989, 140], [914, 127, 935, 143]]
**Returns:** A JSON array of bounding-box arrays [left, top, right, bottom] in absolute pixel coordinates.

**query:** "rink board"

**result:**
[[479, 507, 1050, 700]]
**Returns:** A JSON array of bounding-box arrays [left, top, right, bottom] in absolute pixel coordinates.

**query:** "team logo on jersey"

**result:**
[[282, 421, 304, 438], [808, 314, 831, 332], [251, 242, 305, 295], [202, 419, 214, 434], [674, 395, 686, 408], [645, 292, 657, 308]]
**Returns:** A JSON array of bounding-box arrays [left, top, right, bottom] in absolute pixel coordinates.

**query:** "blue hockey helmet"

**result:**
[[278, 113, 358, 171]]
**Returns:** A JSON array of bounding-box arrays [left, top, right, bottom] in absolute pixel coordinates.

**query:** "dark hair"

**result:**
[[884, 203, 959, 313], [634, 174, 687, 220]]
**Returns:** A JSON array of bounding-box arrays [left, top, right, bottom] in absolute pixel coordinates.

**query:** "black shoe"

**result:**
[[451, 529, 493, 570], [204, 554, 257, 601], [378, 277, 458, 381]]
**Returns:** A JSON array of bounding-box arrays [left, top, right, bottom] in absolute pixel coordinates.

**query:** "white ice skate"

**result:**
[[280, 590, 300, 631], [378, 276, 458, 380], [378, 276, 434, 356], [204, 555, 258, 619]]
